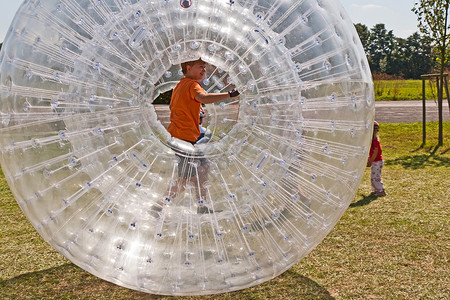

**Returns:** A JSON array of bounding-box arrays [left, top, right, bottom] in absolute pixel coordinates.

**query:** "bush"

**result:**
[[372, 72, 404, 81]]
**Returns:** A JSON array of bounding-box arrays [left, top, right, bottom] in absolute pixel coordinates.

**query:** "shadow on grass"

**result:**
[[350, 194, 379, 208], [0, 263, 334, 299], [385, 145, 450, 169]]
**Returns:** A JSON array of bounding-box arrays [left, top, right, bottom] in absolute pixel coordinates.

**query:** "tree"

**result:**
[[354, 24, 433, 79], [354, 23, 371, 55], [404, 33, 434, 79], [385, 37, 408, 77], [413, 0, 450, 146], [354, 23, 435, 79], [367, 24, 396, 73]]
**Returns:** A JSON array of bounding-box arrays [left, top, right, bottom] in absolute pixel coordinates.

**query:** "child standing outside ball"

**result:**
[[367, 121, 387, 197]]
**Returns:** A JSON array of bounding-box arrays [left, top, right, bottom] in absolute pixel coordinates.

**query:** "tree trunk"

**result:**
[[438, 75, 443, 146], [438, 0, 449, 146]]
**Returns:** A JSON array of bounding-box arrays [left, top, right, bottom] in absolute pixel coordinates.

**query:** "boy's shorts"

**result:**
[[174, 152, 207, 178], [170, 140, 208, 178]]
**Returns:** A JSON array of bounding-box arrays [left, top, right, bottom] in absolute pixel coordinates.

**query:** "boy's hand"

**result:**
[[228, 89, 240, 98]]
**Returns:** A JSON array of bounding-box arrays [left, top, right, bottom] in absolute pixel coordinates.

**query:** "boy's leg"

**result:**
[[194, 158, 219, 213], [167, 153, 196, 200], [160, 147, 216, 213], [197, 160, 209, 200], [157, 152, 191, 210], [164, 153, 202, 202]]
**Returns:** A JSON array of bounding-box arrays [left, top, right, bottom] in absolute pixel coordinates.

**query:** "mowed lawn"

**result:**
[[374, 80, 445, 101], [0, 122, 449, 299]]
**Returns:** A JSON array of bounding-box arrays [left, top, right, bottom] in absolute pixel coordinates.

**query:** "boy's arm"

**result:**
[[195, 90, 240, 104]]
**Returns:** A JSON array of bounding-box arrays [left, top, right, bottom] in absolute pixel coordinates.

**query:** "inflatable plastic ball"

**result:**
[[0, 0, 374, 295]]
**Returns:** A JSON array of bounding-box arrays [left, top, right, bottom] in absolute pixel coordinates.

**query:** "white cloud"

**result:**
[[352, 4, 385, 10]]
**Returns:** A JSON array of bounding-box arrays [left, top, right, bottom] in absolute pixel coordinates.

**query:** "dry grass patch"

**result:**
[[1, 122, 449, 299]]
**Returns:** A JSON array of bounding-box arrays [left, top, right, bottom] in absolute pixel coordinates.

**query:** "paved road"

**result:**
[[375, 100, 450, 123], [155, 100, 450, 125]]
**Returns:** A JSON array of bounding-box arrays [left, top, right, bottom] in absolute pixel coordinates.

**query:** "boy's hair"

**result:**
[[181, 58, 206, 75]]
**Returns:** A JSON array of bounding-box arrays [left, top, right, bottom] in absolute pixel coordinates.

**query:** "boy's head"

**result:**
[[181, 58, 206, 80]]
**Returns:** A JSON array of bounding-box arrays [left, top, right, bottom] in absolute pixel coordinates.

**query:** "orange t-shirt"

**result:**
[[167, 78, 204, 142]]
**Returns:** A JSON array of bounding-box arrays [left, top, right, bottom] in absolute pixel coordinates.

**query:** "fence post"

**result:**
[[445, 75, 450, 113], [420, 73, 448, 146]]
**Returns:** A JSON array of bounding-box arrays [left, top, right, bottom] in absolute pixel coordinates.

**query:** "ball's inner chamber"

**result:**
[[152, 63, 241, 145]]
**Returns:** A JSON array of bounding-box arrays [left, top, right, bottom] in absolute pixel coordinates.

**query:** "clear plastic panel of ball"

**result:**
[[0, 0, 374, 296]]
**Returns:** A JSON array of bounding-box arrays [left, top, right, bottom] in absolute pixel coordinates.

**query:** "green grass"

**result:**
[[374, 80, 445, 101], [0, 122, 449, 299]]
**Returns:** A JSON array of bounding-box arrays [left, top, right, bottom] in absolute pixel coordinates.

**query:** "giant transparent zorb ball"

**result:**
[[0, 0, 374, 295]]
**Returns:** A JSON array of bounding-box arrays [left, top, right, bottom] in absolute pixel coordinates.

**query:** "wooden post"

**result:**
[[445, 75, 450, 113], [437, 75, 443, 146], [420, 73, 449, 146], [422, 77, 426, 145]]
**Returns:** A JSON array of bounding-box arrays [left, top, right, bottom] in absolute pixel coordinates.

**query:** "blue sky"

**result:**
[[0, 0, 418, 43], [340, 0, 419, 38]]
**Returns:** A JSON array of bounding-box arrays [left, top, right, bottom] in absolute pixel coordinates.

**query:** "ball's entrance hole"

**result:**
[[152, 64, 240, 144]]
